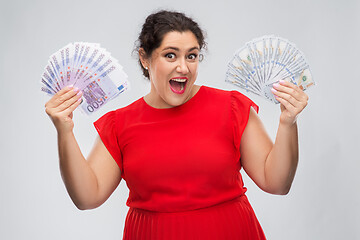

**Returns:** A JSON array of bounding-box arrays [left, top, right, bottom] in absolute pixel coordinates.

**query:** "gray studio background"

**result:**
[[1, 0, 359, 239]]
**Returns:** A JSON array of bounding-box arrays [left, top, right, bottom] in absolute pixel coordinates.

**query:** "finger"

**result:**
[[278, 79, 309, 105], [273, 81, 304, 102], [275, 95, 296, 113], [55, 90, 83, 112], [278, 79, 301, 91], [280, 79, 309, 98], [47, 86, 79, 108], [61, 96, 83, 116], [45, 85, 73, 108], [273, 87, 309, 113], [271, 87, 299, 108], [276, 92, 308, 118], [53, 85, 75, 99]]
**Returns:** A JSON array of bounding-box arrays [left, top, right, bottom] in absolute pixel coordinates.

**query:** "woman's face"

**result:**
[[141, 31, 200, 108]]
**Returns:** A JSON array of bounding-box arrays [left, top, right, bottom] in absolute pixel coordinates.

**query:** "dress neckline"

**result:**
[[140, 85, 205, 111]]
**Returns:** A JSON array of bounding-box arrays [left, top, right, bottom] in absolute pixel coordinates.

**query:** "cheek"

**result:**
[[154, 60, 172, 77], [190, 63, 199, 77], [151, 64, 171, 88]]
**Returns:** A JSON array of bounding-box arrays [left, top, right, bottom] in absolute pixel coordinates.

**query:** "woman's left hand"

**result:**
[[271, 79, 309, 126]]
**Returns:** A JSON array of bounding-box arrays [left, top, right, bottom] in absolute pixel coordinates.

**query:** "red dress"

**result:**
[[94, 86, 266, 239]]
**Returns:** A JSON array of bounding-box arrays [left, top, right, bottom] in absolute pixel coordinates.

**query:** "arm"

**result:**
[[240, 80, 308, 195], [45, 86, 121, 210]]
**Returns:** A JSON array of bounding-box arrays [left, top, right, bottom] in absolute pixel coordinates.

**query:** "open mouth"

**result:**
[[169, 77, 187, 94]]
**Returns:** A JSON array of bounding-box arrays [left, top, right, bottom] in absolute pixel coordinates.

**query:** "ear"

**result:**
[[138, 48, 148, 69]]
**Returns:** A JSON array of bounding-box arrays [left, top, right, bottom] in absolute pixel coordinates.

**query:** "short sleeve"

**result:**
[[93, 111, 123, 176], [231, 91, 259, 149]]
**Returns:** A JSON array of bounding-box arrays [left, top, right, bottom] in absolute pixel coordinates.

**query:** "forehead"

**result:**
[[159, 31, 199, 50]]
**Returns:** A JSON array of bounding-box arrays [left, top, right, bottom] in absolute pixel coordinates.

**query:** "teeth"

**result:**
[[171, 78, 187, 82]]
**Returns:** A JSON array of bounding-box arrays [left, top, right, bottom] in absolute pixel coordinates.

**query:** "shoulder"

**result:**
[[202, 85, 250, 98], [201, 85, 255, 106], [113, 97, 143, 115], [202, 85, 230, 95], [229, 89, 259, 114], [95, 97, 143, 123], [200, 85, 233, 103]]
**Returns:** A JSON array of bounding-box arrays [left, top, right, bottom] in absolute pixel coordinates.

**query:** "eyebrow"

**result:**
[[162, 46, 200, 52]]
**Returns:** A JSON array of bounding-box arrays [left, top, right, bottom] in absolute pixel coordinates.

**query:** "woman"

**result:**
[[45, 10, 308, 240]]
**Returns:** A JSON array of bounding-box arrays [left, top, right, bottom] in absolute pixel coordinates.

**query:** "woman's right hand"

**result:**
[[45, 86, 83, 133]]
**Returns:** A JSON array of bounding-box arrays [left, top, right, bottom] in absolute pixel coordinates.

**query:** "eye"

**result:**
[[165, 53, 176, 59], [187, 53, 198, 61]]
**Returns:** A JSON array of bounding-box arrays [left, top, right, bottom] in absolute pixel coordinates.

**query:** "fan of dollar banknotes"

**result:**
[[225, 35, 314, 103], [40, 42, 129, 114]]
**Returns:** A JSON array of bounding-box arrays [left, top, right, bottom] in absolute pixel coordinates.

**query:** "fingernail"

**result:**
[[273, 83, 279, 88], [271, 88, 276, 93], [73, 87, 79, 92], [67, 84, 74, 88], [279, 80, 286, 84], [77, 90, 82, 96]]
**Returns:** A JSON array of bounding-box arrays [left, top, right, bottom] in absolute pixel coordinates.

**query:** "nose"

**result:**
[[176, 59, 189, 74]]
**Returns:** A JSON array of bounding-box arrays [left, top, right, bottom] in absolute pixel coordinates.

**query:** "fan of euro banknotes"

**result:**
[[225, 35, 314, 103], [40, 42, 129, 114]]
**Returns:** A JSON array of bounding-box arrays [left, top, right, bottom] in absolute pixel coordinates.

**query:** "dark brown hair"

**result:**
[[135, 10, 206, 78]]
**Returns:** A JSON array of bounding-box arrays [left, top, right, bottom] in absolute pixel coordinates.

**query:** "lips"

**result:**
[[169, 77, 187, 94]]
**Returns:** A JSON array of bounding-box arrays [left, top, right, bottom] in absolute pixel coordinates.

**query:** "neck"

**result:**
[[144, 84, 201, 109]]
